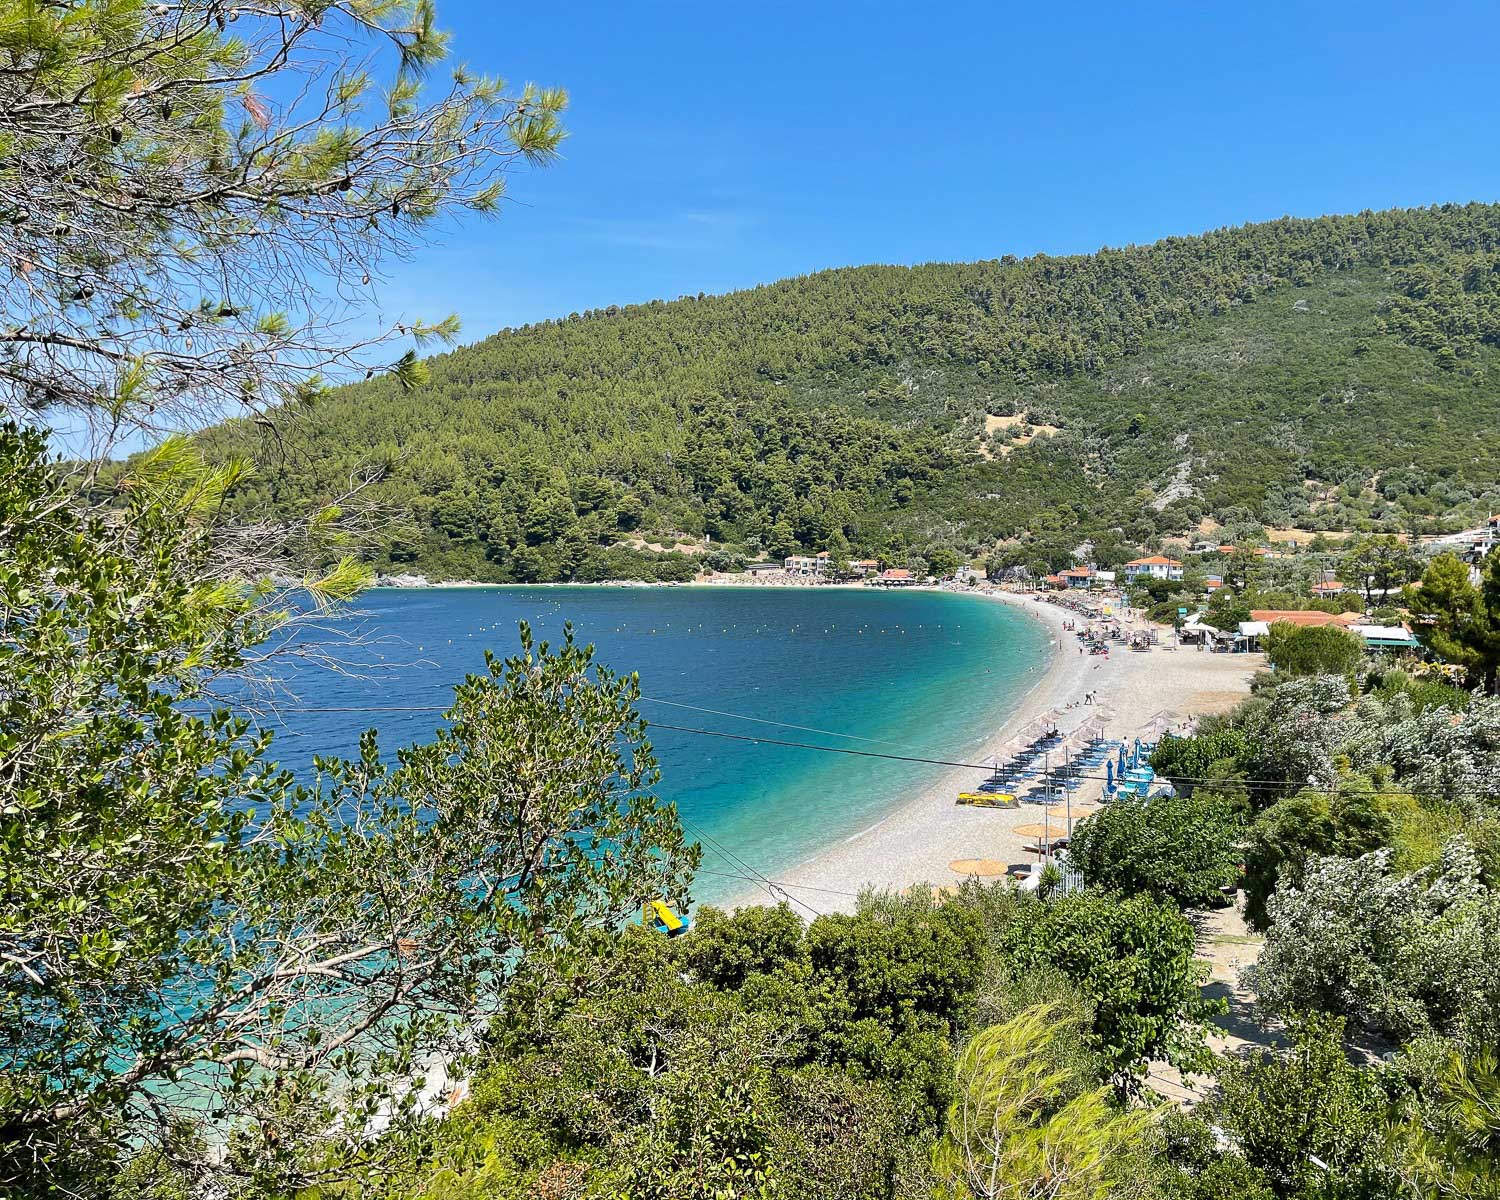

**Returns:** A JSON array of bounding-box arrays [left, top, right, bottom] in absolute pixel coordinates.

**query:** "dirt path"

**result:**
[[1147, 896, 1284, 1108]]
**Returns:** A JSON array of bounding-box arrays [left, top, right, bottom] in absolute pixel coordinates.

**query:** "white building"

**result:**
[[1122, 555, 1184, 582]]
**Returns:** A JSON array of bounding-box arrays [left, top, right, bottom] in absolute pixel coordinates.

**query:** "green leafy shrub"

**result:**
[[1069, 792, 1243, 909]]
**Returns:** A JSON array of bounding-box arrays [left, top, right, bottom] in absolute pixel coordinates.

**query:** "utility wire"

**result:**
[[263, 694, 959, 759], [257, 702, 1500, 801], [680, 815, 825, 918], [636, 696, 913, 750], [690, 867, 860, 900], [646, 720, 1013, 771], [640, 721, 1498, 802], [187, 692, 1500, 921]]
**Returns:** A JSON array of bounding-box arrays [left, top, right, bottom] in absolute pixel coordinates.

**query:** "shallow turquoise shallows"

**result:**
[[269, 586, 1053, 905]]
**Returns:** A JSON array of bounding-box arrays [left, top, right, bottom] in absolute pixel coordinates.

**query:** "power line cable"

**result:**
[[183, 691, 1500, 924], [636, 696, 914, 750], [641, 721, 1498, 801], [250, 702, 1500, 801], [260, 693, 968, 760], [679, 815, 825, 918], [689, 867, 860, 900], [646, 720, 1013, 771]]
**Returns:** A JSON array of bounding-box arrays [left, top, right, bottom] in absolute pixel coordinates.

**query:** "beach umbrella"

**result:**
[[1016, 807, 1069, 844], [1106, 760, 1114, 789], [948, 858, 1007, 878], [1013, 822, 1065, 840]]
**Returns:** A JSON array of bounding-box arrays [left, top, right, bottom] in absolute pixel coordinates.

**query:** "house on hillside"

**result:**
[[1429, 519, 1500, 569], [848, 559, 881, 578], [1311, 579, 1347, 597], [1122, 555, 1184, 582], [1058, 566, 1096, 590]]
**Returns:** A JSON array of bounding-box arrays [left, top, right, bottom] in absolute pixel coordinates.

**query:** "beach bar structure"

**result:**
[[1348, 623, 1421, 652]]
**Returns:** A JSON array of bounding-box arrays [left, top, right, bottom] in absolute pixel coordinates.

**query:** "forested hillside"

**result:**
[[208, 203, 1500, 581]]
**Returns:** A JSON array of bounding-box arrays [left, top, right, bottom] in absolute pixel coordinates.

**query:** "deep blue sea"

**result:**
[[267, 586, 1053, 904]]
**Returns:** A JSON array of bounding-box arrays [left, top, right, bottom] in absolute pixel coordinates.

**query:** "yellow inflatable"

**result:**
[[644, 899, 690, 937]]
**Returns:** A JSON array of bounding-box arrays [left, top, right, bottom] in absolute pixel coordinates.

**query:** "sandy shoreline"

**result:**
[[367, 574, 1260, 913], [722, 589, 1262, 914]]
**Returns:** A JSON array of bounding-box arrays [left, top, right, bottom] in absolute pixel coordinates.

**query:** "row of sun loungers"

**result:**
[[961, 723, 1123, 807], [959, 730, 1175, 809]]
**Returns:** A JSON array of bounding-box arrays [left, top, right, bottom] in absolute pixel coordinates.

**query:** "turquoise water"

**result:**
[[270, 586, 1053, 904]]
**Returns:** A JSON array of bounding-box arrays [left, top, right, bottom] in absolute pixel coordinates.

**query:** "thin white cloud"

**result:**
[[562, 208, 761, 252]]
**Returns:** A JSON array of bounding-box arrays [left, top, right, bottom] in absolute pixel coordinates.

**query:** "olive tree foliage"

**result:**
[[1236, 676, 1354, 798], [1247, 843, 1500, 1047], [0, 426, 698, 1195], [1264, 623, 1364, 679], [1199, 1013, 1400, 1200], [1239, 777, 1399, 931], [0, 0, 565, 448], [1343, 692, 1500, 811], [994, 890, 1222, 1084], [386, 925, 929, 1200]]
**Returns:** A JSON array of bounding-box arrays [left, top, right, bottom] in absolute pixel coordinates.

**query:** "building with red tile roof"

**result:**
[[1122, 555, 1184, 582], [1249, 609, 1347, 628]]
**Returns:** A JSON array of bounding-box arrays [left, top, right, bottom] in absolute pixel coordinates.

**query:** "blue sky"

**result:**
[[371, 2, 1500, 340]]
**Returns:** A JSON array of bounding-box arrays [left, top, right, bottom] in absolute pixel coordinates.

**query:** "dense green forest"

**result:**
[[204, 204, 1500, 581]]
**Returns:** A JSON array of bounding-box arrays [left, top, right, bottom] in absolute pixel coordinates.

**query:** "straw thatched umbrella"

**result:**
[[1013, 808, 1072, 855], [1013, 822, 1065, 841], [948, 858, 1007, 877]]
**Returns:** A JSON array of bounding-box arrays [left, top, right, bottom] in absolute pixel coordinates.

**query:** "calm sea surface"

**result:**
[[267, 586, 1053, 905]]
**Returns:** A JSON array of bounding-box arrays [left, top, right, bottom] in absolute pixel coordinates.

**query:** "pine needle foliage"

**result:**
[[931, 1003, 1157, 1200]]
